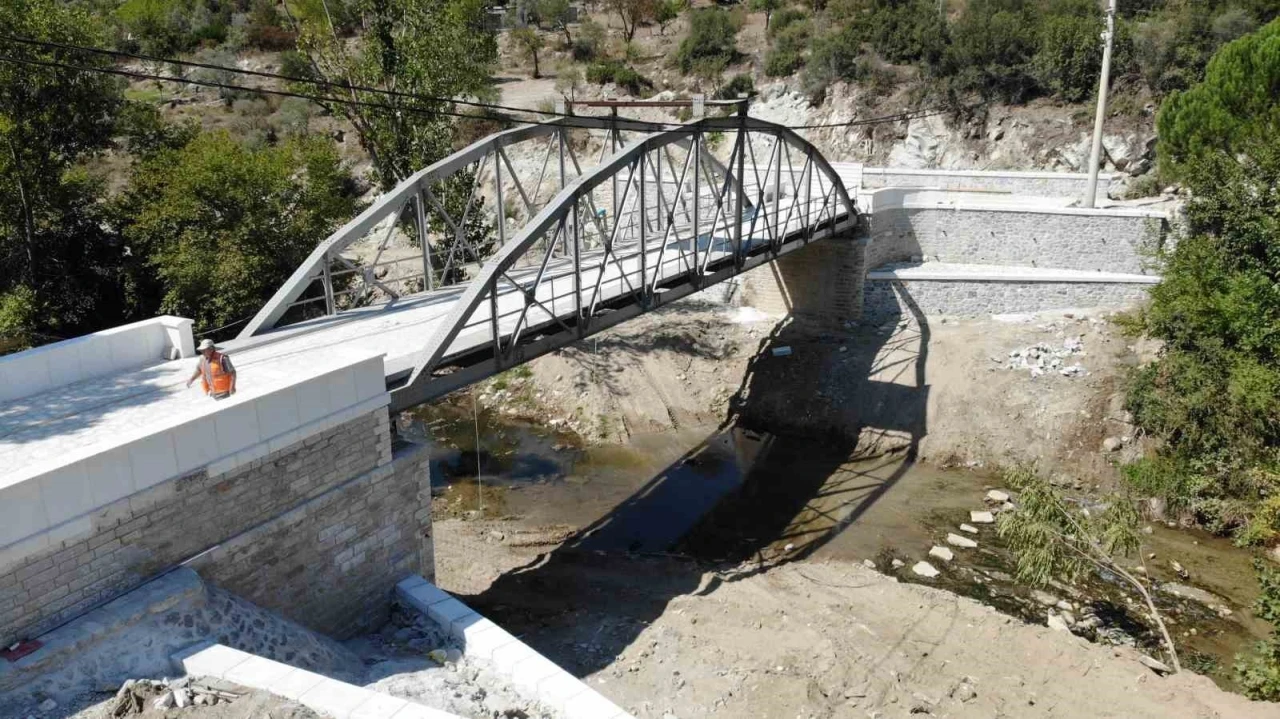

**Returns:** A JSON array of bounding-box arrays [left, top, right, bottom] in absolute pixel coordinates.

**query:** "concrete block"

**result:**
[[255, 387, 301, 437], [170, 419, 223, 475], [536, 672, 590, 713], [172, 641, 251, 678], [271, 667, 327, 701], [39, 462, 93, 526], [509, 654, 561, 694], [0, 532, 50, 574], [213, 401, 262, 456], [222, 654, 297, 687], [128, 431, 179, 491], [295, 376, 335, 425], [84, 445, 136, 507], [563, 689, 629, 719], [425, 597, 475, 628], [490, 639, 537, 676], [0, 477, 50, 546], [44, 515, 93, 549], [353, 361, 388, 403], [297, 677, 371, 719], [326, 369, 360, 411], [396, 578, 452, 613], [459, 623, 519, 662], [266, 428, 303, 456], [0, 350, 51, 402], [349, 693, 410, 719], [45, 340, 85, 387]]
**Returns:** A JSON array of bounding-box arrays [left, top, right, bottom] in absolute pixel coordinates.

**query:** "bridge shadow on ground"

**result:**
[[453, 290, 932, 680]]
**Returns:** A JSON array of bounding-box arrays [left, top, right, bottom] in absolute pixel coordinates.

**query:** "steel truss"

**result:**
[[388, 115, 859, 410], [238, 115, 713, 339]]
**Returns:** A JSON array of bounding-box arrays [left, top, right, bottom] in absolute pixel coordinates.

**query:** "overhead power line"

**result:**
[[0, 36, 954, 133]]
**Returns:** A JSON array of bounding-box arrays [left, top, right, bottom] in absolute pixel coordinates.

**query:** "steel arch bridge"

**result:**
[[236, 115, 859, 412]]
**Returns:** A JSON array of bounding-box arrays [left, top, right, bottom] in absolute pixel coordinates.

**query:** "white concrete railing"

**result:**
[[858, 187, 1167, 219], [0, 348, 389, 570], [859, 165, 1113, 198], [0, 316, 195, 403]]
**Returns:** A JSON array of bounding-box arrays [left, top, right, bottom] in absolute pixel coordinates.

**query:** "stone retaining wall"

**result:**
[[867, 206, 1167, 274], [0, 407, 431, 646], [863, 278, 1152, 321]]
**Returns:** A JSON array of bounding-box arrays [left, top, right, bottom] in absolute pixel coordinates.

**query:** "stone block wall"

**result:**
[[863, 278, 1153, 321], [740, 236, 867, 328], [0, 407, 429, 646], [868, 207, 1167, 274], [191, 441, 431, 638]]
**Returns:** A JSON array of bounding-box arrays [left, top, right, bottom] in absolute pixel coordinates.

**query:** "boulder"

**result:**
[[1032, 590, 1059, 606], [929, 546, 955, 562], [947, 533, 978, 549], [1047, 612, 1071, 632], [986, 489, 1011, 503]]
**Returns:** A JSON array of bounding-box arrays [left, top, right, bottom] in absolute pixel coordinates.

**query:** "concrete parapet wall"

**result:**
[[0, 316, 194, 403], [0, 402, 429, 647], [860, 166, 1111, 199], [863, 278, 1153, 321], [866, 205, 1167, 275], [0, 349, 389, 571]]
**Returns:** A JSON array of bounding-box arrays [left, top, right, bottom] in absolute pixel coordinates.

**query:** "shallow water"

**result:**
[[405, 402, 1270, 688]]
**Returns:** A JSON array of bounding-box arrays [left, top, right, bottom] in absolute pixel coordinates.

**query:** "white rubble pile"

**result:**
[[999, 336, 1089, 378]]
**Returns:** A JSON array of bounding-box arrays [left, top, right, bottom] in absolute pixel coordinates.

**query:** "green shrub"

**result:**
[[765, 15, 809, 77], [1235, 560, 1280, 699], [714, 73, 754, 100], [586, 60, 652, 96], [675, 7, 740, 74]]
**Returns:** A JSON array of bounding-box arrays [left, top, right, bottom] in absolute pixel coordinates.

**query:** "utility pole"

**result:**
[[1085, 0, 1117, 208]]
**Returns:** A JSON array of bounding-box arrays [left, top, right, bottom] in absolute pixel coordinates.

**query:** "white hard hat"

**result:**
[[197, 339, 216, 351]]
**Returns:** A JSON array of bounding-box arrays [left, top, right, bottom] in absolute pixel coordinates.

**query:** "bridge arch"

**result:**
[[390, 115, 860, 410]]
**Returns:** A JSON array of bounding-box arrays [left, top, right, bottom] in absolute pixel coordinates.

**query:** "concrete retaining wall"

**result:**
[[0, 406, 433, 647], [863, 278, 1153, 321], [0, 316, 194, 403], [860, 166, 1111, 199], [866, 205, 1167, 274]]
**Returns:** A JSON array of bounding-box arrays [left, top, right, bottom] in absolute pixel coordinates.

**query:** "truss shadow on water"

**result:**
[[455, 287, 931, 679]]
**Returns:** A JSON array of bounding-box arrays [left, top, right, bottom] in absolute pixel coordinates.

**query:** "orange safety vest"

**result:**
[[200, 353, 234, 395]]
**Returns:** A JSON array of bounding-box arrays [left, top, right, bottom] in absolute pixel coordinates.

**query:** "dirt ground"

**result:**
[[481, 293, 1149, 487], [435, 520, 1278, 719], [68, 684, 319, 719]]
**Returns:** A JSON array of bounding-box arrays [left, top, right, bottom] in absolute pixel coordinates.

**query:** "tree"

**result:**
[[1033, 1, 1105, 103], [749, 0, 783, 36], [536, 0, 575, 46], [675, 7, 740, 74], [654, 0, 686, 36], [997, 466, 1182, 673], [512, 27, 545, 78], [607, 0, 658, 42], [1236, 560, 1280, 699], [290, 0, 498, 190], [1156, 18, 1280, 180], [0, 0, 130, 347], [115, 132, 359, 333]]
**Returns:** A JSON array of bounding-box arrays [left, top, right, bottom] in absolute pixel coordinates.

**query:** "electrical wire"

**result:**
[[0, 34, 957, 132]]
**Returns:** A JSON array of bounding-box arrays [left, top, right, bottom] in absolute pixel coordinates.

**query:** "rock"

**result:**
[[959, 523, 979, 534], [153, 693, 175, 710], [1032, 590, 1060, 607], [891, 558, 905, 569], [1001, 501, 1016, 511], [173, 688, 190, 708], [986, 489, 1011, 503], [1102, 437, 1123, 452], [1138, 655, 1172, 675], [912, 561, 940, 579], [1158, 582, 1220, 606], [36, 699, 56, 713], [947, 533, 978, 548], [863, 558, 877, 569], [1047, 612, 1071, 632], [929, 546, 955, 562], [953, 681, 978, 703], [1171, 560, 1189, 579], [970, 511, 995, 524]]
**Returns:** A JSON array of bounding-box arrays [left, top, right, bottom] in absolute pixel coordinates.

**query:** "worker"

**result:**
[[186, 339, 237, 399]]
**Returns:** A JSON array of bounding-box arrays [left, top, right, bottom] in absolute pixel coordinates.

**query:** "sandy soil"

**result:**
[[478, 293, 1147, 486], [435, 519, 1279, 719]]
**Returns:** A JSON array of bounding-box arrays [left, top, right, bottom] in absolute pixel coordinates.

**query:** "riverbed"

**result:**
[[404, 401, 1270, 691]]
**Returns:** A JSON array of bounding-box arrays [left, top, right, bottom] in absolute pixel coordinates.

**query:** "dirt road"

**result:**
[[436, 521, 1278, 719]]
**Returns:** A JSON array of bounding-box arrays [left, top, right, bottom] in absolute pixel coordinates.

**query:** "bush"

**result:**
[[940, 0, 1039, 102], [246, 0, 296, 51], [1235, 560, 1280, 699], [714, 73, 754, 100], [1033, 2, 1104, 103], [572, 19, 605, 61], [765, 15, 809, 77], [586, 59, 652, 96], [675, 7, 740, 74]]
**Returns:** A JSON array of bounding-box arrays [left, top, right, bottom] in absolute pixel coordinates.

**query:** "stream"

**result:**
[[402, 401, 1270, 692]]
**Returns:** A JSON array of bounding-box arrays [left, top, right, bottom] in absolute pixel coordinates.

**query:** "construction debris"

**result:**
[[1003, 337, 1088, 378], [112, 678, 243, 716]]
